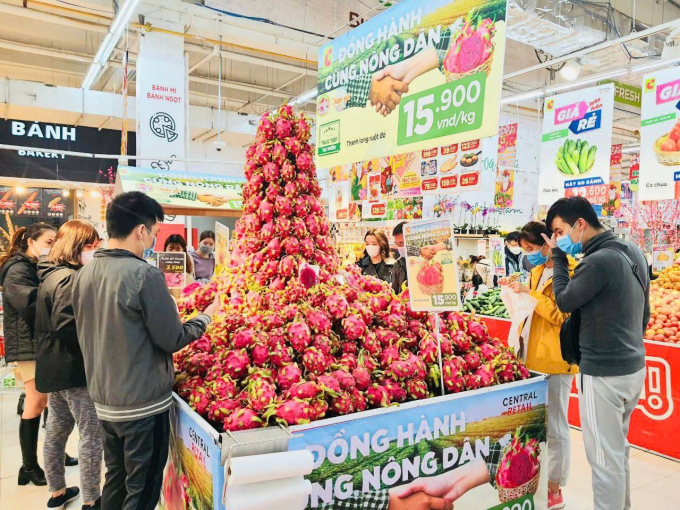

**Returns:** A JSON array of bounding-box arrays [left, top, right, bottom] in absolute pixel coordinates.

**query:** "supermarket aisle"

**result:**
[[1, 392, 680, 510]]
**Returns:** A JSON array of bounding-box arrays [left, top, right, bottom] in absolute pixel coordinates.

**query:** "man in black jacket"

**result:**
[[391, 221, 408, 294], [544, 197, 648, 510], [73, 192, 217, 510]]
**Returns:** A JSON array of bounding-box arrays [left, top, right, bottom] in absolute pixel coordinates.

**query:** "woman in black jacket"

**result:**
[[0, 222, 56, 486], [356, 229, 394, 283], [35, 220, 102, 509]]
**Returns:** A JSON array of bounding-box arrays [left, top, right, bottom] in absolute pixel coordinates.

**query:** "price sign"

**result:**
[[565, 184, 609, 205], [157, 252, 187, 288], [487, 494, 535, 510], [431, 293, 459, 307], [398, 75, 486, 146]]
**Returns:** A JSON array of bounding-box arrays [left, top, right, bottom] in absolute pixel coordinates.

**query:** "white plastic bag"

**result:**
[[500, 285, 537, 359]]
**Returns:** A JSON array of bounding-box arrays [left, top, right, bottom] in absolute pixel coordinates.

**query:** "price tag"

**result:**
[[487, 494, 535, 510], [431, 293, 459, 307], [565, 184, 608, 205], [157, 252, 187, 288]]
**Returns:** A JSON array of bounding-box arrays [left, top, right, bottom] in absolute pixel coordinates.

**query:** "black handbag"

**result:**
[[559, 246, 648, 366]]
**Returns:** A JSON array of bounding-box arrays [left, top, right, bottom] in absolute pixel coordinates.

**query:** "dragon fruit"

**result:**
[[275, 117, 293, 139], [302, 347, 329, 375], [271, 142, 287, 165], [467, 320, 489, 344], [308, 398, 329, 420], [188, 387, 212, 415], [233, 329, 257, 349], [257, 115, 275, 141], [284, 136, 302, 156], [251, 343, 270, 366], [466, 362, 496, 390], [316, 374, 342, 394], [307, 310, 332, 335], [380, 346, 401, 368], [325, 294, 349, 320], [207, 375, 238, 400], [244, 380, 277, 412], [265, 398, 311, 425], [224, 408, 263, 431], [366, 384, 391, 408], [296, 151, 313, 171], [288, 321, 312, 352], [443, 16, 495, 74], [264, 238, 282, 259], [284, 181, 298, 198], [479, 343, 501, 361], [223, 350, 251, 379], [351, 388, 367, 412], [451, 330, 472, 353], [464, 350, 482, 372], [330, 392, 355, 415], [278, 363, 302, 390], [332, 369, 356, 391], [275, 196, 293, 217], [282, 238, 300, 256], [352, 366, 371, 390], [406, 379, 429, 400], [287, 380, 321, 400], [496, 428, 541, 489], [382, 378, 407, 403], [342, 314, 367, 340], [262, 162, 280, 182], [207, 398, 240, 423]]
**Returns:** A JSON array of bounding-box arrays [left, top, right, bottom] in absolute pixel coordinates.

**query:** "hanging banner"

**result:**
[[420, 139, 484, 195], [602, 145, 622, 217], [16, 188, 42, 217], [367, 172, 382, 202], [316, 0, 508, 167], [539, 84, 615, 205], [136, 30, 186, 171], [652, 244, 674, 272], [494, 166, 515, 208], [214, 221, 230, 273], [494, 123, 517, 208], [489, 236, 505, 276], [0, 187, 16, 215], [117, 166, 244, 210], [639, 68, 680, 200], [496, 123, 518, 168], [403, 218, 460, 311]]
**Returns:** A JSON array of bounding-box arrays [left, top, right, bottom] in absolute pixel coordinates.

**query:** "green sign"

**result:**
[[601, 80, 642, 108], [642, 112, 677, 127], [397, 74, 486, 146], [487, 494, 535, 510], [541, 129, 569, 142], [318, 120, 341, 155]]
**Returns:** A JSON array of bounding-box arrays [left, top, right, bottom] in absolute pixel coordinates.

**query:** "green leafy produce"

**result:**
[[555, 138, 597, 176], [463, 288, 509, 318]]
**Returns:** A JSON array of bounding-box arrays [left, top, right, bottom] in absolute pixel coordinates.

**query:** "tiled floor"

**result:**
[[1, 393, 680, 510]]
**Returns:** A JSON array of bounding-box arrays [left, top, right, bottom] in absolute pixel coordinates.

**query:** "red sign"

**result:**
[[568, 341, 680, 460], [422, 148, 438, 158], [441, 143, 458, 155], [370, 203, 386, 216], [440, 176, 458, 189], [460, 173, 480, 187], [461, 139, 480, 151], [565, 184, 609, 205], [610, 144, 622, 166], [421, 179, 438, 192]]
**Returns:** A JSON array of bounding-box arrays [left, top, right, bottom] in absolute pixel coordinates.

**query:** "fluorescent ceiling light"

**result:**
[[500, 89, 546, 104], [560, 59, 581, 81], [622, 145, 641, 153], [82, 0, 140, 90], [290, 88, 318, 106]]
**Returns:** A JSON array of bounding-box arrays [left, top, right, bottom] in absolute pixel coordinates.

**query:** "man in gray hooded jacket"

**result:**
[[73, 192, 217, 510]]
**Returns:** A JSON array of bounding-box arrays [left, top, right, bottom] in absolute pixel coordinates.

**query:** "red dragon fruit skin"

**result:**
[[288, 320, 312, 352], [316, 374, 342, 394], [302, 347, 329, 375], [325, 294, 349, 320], [286, 381, 321, 400], [406, 379, 429, 400], [266, 398, 312, 425], [342, 314, 367, 340], [366, 384, 391, 408], [351, 388, 367, 412], [332, 369, 356, 391], [207, 375, 238, 400], [188, 387, 212, 415], [207, 398, 240, 424], [277, 363, 302, 390], [224, 408, 263, 431], [330, 392, 356, 415]]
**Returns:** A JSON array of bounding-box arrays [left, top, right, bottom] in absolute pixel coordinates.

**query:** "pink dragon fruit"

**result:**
[[223, 349, 250, 380], [342, 314, 367, 340], [265, 398, 311, 425], [277, 363, 303, 390], [291, 217, 308, 238], [352, 366, 371, 391], [307, 310, 332, 335], [245, 380, 277, 412], [309, 398, 329, 420], [374, 327, 399, 346], [332, 369, 356, 391], [464, 350, 482, 372], [325, 294, 349, 320], [269, 343, 293, 367], [279, 255, 298, 278], [286, 380, 321, 399], [251, 343, 270, 366], [296, 115, 311, 142], [330, 392, 355, 415], [300, 238, 315, 258], [361, 333, 381, 357], [293, 198, 309, 218], [351, 388, 367, 412], [316, 374, 342, 394], [418, 336, 439, 364], [386, 359, 415, 380], [185, 352, 214, 375], [382, 378, 407, 403], [280, 160, 296, 181], [302, 347, 329, 375], [288, 321, 312, 351], [284, 181, 298, 198], [188, 387, 212, 415], [451, 330, 472, 353], [406, 379, 429, 400], [207, 398, 240, 423], [271, 142, 287, 165], [467, 320, 489, 344], [224, 408, 263, 431], [257, 115, 275, 141], [284, 136, 302, 156], [262, 162, 280, 182], [380, 346, 401, 369], [233, 329, 257, 349], [479, 343, 501, 361], [305, 215, 320, 237], [265, 182, 283, 203], [296, 151, 313, 171], [276, 217, 292, 237], [254, 143, 272, 165], [257, 199, 274, 223], [208, 375, 238, 400], [282, 237, 300, 256], [275, 196, 293, 217], [366, 384, 391, 408], [264, 238, 282, 259], [275, 117, 293, 139]]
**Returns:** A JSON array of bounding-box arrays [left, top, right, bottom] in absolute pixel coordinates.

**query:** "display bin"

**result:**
[[163, 375, 550, 510], [463, 313, 513, 346], [568, 341, 680, 461]]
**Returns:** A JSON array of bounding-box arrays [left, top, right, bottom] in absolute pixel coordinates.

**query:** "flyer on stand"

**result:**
[[158, 252, 187, 288], [538, 84, 614, 205], [403, 218, 460, 311], [639, 68, 680, 200], [652, 245, 674, 272], [316, 0, 508, 167]]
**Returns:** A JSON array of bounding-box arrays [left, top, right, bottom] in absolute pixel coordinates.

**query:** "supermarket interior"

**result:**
[[0, 0, 680, 509]]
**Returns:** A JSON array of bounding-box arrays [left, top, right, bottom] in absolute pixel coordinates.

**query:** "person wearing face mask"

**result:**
[[0, 222, 56, 486], [391, 221, 408, 294], [35, 220, 103, 510], [165, 234, 195, 284], [503, 231, 530, 275], [190, 230, 216, 281], [357, 229, 394, 283], [72, 192, 218, 510], [508, 221, 577, 510], [544, 197, 649, 510]]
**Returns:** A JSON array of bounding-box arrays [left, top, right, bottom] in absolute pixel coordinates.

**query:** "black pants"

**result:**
[[100, 411, 169, 510]]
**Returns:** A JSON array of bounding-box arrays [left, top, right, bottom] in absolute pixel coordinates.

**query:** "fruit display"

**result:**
[[646, 265, 680, 344], [555, 139, 597, 176], [463, 288, 509, 318], [173, 105, 530, 432], [655, 117, 680, 164]]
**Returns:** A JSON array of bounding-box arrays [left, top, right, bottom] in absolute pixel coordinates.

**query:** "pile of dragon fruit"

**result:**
[[173, 104, 530, 432]]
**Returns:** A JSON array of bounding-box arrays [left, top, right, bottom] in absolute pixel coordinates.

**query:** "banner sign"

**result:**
[[602, 145, 622, 217], [403, 218, 460, 311], [494, 123, 518, 208], [489, 236, 505, 276], [539, 84, 615, 205], [0, 186, 16, 215], [117, 166, 244, 210], [0, 119, 136, 183], [16, 188, 42, 216], [289, 377, 549, 509], [157, 252, 187, 288], [361, 201, 388, 219], [41, 189, 66, 219], [601, 79, 642, 109], [316, 0, 508, 167], [136, 30, 186, 171], [639, 68, 680, 200], [652, 244, 674, 272]]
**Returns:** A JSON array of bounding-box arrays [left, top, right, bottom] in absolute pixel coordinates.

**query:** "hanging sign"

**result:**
[[0, 187, 16, 215], [489, 236, 505, 276], [316, 0, 508, 167], [639, 68, 680, 200], [539, 84, 615, 205], [403, 218, 460, 311]]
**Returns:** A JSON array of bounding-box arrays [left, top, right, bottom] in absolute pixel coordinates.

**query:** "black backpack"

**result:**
[[560, 246, 648, 365]]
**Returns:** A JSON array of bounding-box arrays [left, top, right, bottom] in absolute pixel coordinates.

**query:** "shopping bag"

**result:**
[[500, 285, 537, 358]]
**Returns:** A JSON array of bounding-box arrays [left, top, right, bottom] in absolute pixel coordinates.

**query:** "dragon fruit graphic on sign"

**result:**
[[496, 427, 542, 502], [443, 12, 496, 82]]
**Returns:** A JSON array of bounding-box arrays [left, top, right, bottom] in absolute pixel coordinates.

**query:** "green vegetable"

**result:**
[[555, 138, 598, 176]]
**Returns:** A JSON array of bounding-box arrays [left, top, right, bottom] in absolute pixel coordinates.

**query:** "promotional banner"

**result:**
[[420, 140, 484, 195], [489, 236, 505, 276], [652, 244, 674, 272], [639, 68, 680, 200], [539, 84, 615, 205], [214, 221, 230, 273], [41, 189, 66, 219], [289, 377, 548, 509], [117, 166, 244, 210], [157, 252, 187, 288], [316, 0, 508, 167], [0, 186, 16, 215], [136, 30, 186, 171], [16, 188, 42, 216], [494, 166, 515, 208], [403, 218, 460, 311], [494, 123, 517, 208], [602, 144, 622, 217], [361, 201, 388, 219]]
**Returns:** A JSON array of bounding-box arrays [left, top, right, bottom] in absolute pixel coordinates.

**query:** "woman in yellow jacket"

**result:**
[[509, 221, 577, 510]]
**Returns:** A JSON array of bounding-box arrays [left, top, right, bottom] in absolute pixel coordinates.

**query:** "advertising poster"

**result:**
[[489, 236, 505, 276], [0, 186, 16, 215], [158, 252, 187, 288], [329, 180, 351, 222], [494, 123, 518, 208], [477, 239, 487, 256], [421, 139, 484, 195], [288, 378, 549, 510], [367, 172, 382, 202], [386, 197, 423, 221], [652, 244, 674, 272], [118, 166, 244, 210], [403, 219, 460, 311], [639, 68, 680, 200], [602, 145, 622, 217], [214, 221, 230, 273], [494, 166, 515, 208], [629, 152, 640, 192], [316, 0, 508, 167], [42, 189, 66, 219], [539, 84, 615, 205], [362, 201, 388, 219], [161, 400, 224, 510], [16, 188, 42, 216]]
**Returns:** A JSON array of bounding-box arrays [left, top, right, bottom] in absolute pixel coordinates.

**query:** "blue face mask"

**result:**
[[526, 246, 549, 266], [141, 226, 156, 259], [556, 223, 583, 255]]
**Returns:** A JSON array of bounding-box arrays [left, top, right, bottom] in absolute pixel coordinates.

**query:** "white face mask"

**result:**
[[80, 250, 95, 266], [508, 246, 522, 255], [40, 247, 51, 257], [397, 246, 406, 258], [366, 245, 381, 258]]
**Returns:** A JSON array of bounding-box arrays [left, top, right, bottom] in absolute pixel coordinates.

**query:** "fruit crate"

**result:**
[[166, 375, 550, 510], [462, 313, 512, 346]]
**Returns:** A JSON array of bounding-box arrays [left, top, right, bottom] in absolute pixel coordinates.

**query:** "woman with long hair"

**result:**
[[357, 229, 394, 283], [0, 222, 56, 486], [189, 230, 216, 281], [35, 220, 103, 508], [164, 234, 195, 282]]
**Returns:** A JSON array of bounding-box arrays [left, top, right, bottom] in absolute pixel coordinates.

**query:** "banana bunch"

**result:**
[[556, 139, 597, 176]]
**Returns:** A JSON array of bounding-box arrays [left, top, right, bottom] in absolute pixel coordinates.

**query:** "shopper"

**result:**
[[391, 221, 408, 294], [72, 192, 218, 510], [544, 196, 649, 510], [35, 220, 103, 509], [503, 231, 528, 275], [190, 230, 216, 281], [357, 229, 394, 283], [164, 234, 195, 283], [0, 222, 56, 486], [510, 220, 577, 510]]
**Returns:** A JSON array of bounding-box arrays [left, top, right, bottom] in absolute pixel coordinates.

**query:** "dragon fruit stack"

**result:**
[[173, 104, 530, 432]]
